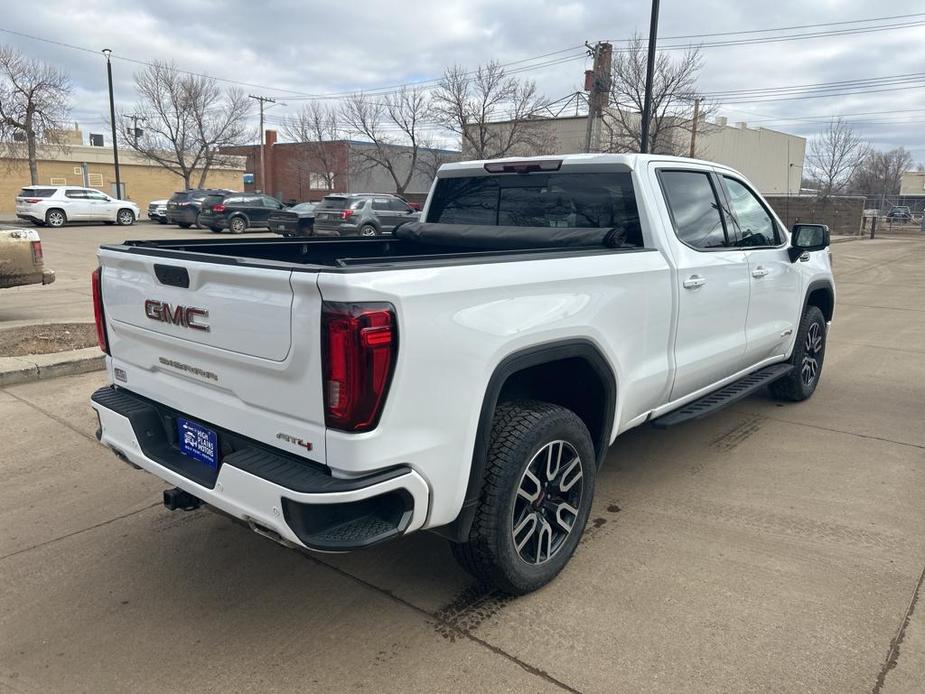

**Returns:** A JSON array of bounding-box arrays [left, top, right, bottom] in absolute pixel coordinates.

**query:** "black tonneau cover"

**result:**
[[394, 222, 628, 249]]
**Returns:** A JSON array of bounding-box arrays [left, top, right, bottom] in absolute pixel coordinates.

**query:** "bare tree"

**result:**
[[431, 61, 555, 159], [282, 102, 340, 192], [0, 44, 72, 184], [121, 61, 251, 188], [602, 35, 714, 155], [805, 118, 868, 198], [848, 146, 914, 198], [417, 140, 459, 185], [340, 86, 429, 194]]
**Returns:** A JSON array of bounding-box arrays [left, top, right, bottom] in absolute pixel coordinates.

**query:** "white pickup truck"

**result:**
[[90, 154, 834, 594]]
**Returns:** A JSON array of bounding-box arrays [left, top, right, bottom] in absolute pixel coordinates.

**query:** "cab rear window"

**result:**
[[427, 172, 641, 241]]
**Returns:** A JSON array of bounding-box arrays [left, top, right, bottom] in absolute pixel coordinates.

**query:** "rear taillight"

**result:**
[[24, 198, 41, 204], [30, 240, 43, 263], [91, 268, 110, 355], [212, 203, 225, 213], [340, 209, 355, 220], [322, 302, 397, 432]]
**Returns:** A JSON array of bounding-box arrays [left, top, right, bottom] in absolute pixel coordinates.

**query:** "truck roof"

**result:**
[[438, 152, 742, 177]]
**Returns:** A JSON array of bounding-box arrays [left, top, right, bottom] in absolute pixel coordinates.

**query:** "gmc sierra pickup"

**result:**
[[90, 154, 835, 594]]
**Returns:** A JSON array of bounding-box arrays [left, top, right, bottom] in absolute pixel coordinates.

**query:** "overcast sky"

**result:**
[[2, 0, 924, 162]]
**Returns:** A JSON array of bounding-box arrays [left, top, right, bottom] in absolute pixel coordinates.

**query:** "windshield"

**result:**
[[426, 172, 640, 233], [291, 203, 316, 213]]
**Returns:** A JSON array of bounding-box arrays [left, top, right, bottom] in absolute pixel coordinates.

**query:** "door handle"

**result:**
[[751, 266, 769, 278], [682, 275, 706, 289]]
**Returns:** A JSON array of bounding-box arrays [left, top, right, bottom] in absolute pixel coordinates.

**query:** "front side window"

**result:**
[[722, 177, 780, 247], [659, 170, 727, 250], [372, 198, 391, 211], [262, 196, 281, 208]]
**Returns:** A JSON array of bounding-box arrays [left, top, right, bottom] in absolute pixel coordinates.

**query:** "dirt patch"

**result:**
[[0, 323, 97, 356]]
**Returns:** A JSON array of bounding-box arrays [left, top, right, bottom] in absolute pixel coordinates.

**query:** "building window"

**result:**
[[309, 172, 335, 189], [88, 173, 104, 187], [49, 177, 67, 185], [72, 167, 81, 175]]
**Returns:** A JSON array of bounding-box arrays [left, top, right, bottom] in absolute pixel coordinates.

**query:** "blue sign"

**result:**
[[243, 173, 255, 184]]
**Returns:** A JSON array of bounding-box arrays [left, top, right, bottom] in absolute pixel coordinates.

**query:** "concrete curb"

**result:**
[[0, 346, 105, 387]]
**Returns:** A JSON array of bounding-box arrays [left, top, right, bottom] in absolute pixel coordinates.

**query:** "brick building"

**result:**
[[226, 131, 455, 203]]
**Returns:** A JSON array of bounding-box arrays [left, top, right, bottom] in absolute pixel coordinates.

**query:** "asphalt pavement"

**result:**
[[1, 230, 924, 693]]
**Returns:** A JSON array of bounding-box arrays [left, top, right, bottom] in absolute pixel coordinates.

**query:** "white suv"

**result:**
[[16, 186, 139, 227]]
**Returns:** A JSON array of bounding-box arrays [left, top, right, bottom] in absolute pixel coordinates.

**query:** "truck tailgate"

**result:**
[[98, 248, 327, 463]]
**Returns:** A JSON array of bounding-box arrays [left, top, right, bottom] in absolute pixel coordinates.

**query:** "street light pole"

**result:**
[[639, 0, 660, 154], [102, 49, 122, 198]]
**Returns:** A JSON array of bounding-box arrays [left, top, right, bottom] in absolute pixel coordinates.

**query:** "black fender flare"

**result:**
[[802, 279, 835, 321], [436, 338, 617, 542]]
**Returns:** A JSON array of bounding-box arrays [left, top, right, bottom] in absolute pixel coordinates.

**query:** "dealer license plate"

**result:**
[[177, 417, 218, 468]]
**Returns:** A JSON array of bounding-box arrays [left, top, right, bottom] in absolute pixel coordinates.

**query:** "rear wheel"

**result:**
[[116, 209, 135, 226], [770, 306, 827, 401], [359, 224, 378, 237], [229, 216, 247, 234], [451, 400, 596, 595], [45, 209, 66, 228], [178, 223, 191, 229], [209, 226, 223, 233]]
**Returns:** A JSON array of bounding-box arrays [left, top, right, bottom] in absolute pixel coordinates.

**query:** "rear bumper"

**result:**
[[91, 386, 428, 551]]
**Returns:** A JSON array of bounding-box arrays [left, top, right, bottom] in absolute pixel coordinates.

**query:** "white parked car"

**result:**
[[147, 199, 169, 224], [15, 186, 139, 227]]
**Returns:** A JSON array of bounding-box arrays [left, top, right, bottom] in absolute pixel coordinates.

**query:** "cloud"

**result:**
[[1, 0, 923, 160]]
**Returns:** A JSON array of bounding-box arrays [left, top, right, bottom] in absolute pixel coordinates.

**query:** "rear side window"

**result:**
[[427, 172, 641, 237], [659, 171, 727, 250], [349, 198, 368, 210], [19, 188, 56, 197], [65, 190, 87, 199]]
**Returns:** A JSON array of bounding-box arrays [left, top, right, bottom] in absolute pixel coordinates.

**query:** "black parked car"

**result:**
[[166, 189, 234, 228], [313, 193, 419, 236], [886, 205, 912, 222], [198, 193, 287, 233], [268, 202, 317, 236]]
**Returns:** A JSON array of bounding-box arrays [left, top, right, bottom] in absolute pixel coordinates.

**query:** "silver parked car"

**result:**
[[312, 194, 419, 236]]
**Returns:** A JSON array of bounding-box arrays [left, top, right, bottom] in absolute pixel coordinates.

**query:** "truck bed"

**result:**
[[102, 235, 647, 273]]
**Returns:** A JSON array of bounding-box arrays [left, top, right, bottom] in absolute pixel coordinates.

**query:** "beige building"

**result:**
[[0, 128, 245, 216], [472, 113, 806, 195], [900, 170, 925, 196]]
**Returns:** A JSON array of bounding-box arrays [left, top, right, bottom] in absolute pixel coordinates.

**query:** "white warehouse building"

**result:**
[[471, 114, 805, 195]]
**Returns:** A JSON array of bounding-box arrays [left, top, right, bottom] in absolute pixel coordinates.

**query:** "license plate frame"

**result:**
[[176, 417, 219, 469]]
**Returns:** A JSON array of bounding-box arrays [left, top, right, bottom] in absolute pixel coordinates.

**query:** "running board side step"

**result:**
[[651, 363, 793, 429]]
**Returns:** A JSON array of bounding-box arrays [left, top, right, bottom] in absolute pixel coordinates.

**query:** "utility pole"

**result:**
[[124, 114, 146, 147], [249, 94, 276, 192], [583, 42, 612, 153], [688, 97, 701, 158], [102, 49, 122, 198], [640, 0, 661, 154]]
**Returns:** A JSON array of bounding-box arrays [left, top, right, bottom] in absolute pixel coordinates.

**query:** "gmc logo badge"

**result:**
[[144, 300, 210, 332]]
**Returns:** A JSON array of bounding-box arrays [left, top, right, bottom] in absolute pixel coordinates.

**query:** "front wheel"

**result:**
[[770, 306, 827, 401], [451, 400, 596, 595], [116, 209, 135, 226]]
